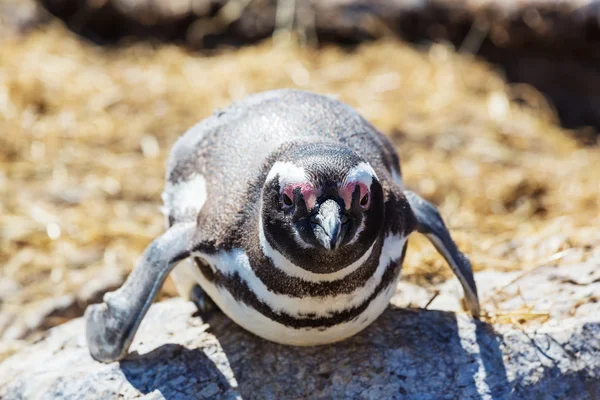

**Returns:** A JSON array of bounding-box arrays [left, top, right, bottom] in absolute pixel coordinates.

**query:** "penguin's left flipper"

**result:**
[[404, 190, 480, 317], [85, 222, 196, 363]]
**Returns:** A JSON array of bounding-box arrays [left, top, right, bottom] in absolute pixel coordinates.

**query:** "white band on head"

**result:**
[[266, 162, 309, 186], [344, 162, 377, 187]]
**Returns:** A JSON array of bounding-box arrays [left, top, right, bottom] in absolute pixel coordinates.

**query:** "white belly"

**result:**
[[170, 234, 406, 345]]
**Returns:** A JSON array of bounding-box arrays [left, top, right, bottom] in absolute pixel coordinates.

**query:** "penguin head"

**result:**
[[261, 142, 384, 273]]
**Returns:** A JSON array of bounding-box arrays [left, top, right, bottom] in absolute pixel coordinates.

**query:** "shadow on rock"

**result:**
[[120, 344, 236, 399], [206, 306, 510, 399], [475, 322, 511, 399]]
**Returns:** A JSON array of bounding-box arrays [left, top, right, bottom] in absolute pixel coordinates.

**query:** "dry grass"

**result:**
[[1, 22, 599, 350]]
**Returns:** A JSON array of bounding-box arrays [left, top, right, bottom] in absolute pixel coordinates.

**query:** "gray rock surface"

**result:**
[[1, 258, 599, 399]]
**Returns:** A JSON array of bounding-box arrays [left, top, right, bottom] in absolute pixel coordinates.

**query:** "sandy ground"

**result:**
[[1, 22, 599, 360]]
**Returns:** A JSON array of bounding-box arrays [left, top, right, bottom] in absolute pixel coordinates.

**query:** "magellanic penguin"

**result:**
[[86, 89, 479, 363]]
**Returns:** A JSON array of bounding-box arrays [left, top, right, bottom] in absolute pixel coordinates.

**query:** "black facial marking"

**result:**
[[291, 186, 307, 215], [262, 175, 384, 274]]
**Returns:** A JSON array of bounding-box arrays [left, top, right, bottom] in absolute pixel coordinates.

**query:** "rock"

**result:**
[[1, 258, 599, 399], [394, 258, 600, 325]]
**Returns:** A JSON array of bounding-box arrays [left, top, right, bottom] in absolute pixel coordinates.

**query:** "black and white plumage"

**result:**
[[85, 89, 479, 363]]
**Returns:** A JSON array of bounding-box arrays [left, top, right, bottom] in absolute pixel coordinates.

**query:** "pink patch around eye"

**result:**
[[341, 182, 370, 209], [282, 183, 318, 210]]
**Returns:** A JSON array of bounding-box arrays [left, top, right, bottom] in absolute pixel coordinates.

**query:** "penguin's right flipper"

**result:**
[[85, 222, 196, 363], [404, 190, 480, 317]]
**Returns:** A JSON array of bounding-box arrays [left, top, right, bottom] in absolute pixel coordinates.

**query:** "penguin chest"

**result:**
[[179, 234, 407, 345]]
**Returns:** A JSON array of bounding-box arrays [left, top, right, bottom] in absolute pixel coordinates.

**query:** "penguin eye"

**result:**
[[282, 193, 293, 207], [360, 192, 369, 207]]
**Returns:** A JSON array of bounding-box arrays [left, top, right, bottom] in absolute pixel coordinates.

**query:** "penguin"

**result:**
[[85, 89, 479, 363]]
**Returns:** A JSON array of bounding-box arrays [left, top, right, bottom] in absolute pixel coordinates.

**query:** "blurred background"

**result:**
[[1, 0, 599, 361]]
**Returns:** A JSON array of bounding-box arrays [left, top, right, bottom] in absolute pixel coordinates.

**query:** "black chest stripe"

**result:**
[[247, 240, 383, 298], [193, 243, 407, 329]]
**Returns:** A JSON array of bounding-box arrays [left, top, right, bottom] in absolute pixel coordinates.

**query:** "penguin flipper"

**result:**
[[404, 190, 480, 317], [85, 223, 196, 363]]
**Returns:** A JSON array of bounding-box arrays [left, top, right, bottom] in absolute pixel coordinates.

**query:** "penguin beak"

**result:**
[[311, 199, 344, 250]]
